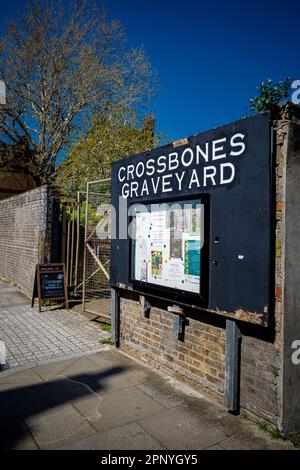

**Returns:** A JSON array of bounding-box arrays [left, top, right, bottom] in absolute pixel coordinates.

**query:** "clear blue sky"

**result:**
[[1, 0, 299, 141]]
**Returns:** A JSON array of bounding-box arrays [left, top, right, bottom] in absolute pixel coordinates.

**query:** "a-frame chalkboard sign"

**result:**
[[31, 263, 69, 312]]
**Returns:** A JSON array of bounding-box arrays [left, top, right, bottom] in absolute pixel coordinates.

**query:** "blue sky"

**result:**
[[1, 0, 299, 141]]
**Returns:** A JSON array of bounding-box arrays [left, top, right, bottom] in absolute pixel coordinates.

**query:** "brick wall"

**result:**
[[240, 334, 280, 425], [0, 186, 58, 295], [120, 296, 226, 399]]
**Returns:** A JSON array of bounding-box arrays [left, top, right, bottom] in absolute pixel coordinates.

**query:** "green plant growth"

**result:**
[[99, 323, 112, 333], [249, 78, 292, 117], [256, 421, 285, 440], [42, 300, 64, 308], [99, 338, 112, 345]]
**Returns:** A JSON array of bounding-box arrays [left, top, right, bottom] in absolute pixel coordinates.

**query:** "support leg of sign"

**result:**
[[111, 288, 120, 348], [169, 305, 187, 342], [172, 314, 187, 342], [31, 267, 37, 308], [224, 318, 242, 412], [37, 266, 42, 313], [139, 295, 151, 318]]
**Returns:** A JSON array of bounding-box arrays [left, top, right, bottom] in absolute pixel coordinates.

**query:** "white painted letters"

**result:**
[[230, 133, 245, 156], [220, 162, 235, 184]]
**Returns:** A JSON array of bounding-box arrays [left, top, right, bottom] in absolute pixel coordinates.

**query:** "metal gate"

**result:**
[[60, 193, 85, 292], [81, 178, 111, 322]]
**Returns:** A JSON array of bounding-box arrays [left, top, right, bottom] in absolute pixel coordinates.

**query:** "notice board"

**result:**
[[131, 200, 205, 296], [110, 113, 272, 326]]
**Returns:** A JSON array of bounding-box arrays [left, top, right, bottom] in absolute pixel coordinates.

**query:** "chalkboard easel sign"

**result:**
[[31, 263, 69, 312]]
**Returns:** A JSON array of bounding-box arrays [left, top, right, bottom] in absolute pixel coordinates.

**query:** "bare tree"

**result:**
[[0, 0, 157, 184]]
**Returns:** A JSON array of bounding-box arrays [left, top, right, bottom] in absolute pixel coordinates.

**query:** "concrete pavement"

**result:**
[[0, 279, 30, 309], [0, 350, 296, 450]]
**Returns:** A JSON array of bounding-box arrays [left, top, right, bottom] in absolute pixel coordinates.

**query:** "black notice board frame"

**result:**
[[31, 263, 69, 313]]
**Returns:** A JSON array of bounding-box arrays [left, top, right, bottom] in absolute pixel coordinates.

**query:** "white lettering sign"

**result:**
[[118, 132, 246, 198]]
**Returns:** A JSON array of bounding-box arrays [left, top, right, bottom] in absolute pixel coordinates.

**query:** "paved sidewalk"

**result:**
[[0, 305, 110, 371], [0, 349, 295, 450], [0, 280, 110, 373], [0, 280, 30, 309]]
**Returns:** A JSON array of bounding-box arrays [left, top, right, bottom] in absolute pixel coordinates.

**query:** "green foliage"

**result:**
[[42, 300, 64, 308], [99, 322, 112, 332], [99, 338, 112, 345], [256, 421, 284, 440], [249, 77, 292, 116], [56, 106, 165, 197], [243, 414, 299, 448]]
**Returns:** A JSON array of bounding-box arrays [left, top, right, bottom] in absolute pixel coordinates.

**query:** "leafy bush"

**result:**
[[249, 77, 292, 116]]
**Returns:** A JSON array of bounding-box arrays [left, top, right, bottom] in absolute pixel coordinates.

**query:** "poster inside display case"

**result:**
[[131, 200, 204, 294]]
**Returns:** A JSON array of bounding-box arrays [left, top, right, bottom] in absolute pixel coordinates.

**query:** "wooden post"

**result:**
[[224, 319, 241, 411]]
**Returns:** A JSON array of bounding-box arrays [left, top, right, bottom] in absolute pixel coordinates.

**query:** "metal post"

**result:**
[[224, 319, 242, 411], [111, 288, 120, 347], [66, 207, 71, 287], [74, 192, 80, 288], [82, 182, 89, 313], [61, 206, 67, 263], [69, 204, 75, 286]]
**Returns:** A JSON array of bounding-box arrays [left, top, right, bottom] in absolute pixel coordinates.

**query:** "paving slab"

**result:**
[[137, 378, 184, 409], [181, 397, 247, 438], [0, 368, 43, 385], [43, 351, 158, 395], [32, 357, 82, 381], [56, 438, 95, 450], [90, 386, 166, 433], [218, 427, 297, 450], [0, 280, 30, 309], [0, 381, 50, 418], [25, 403, 95, 449], [138, 405, 231, 450], [0, 417, 39, 450], [90, 422, 165, 451], [55, 423, 165, 450]]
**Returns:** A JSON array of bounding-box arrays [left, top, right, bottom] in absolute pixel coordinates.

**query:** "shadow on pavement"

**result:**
[[0, 365, 127, 449]]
